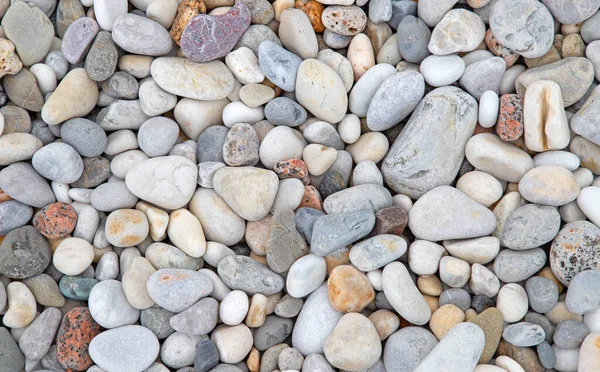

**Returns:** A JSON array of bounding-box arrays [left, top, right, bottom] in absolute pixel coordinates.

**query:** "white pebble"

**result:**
[[478, 90, 499, 128]]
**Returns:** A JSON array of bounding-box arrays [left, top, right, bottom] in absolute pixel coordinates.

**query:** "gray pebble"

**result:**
[[317, 170, 346, 200], [88, 279, 140, 329], [102, 71, 139, 100], [526, 276, 559, 314], [502, 322, 546, 347], [502, 204, 561, 250], [56, 0, 85, 38], [97, 99, 150, 131], [61, 118, 108, 157], [295, 207, 324, 243], [279, 347, 304, 371], [323, 29, 352, 49], [565, 269, 600, 314], [581, 10, 600, 44], [90, 181, 138, 212], [311, 209, 375, 256], [459, 57, 506, 100], [396, 15, 431, 63], [138, 117, 179, 157], [375, 291, 395, 311], [45, 51, 69, 80], [265, 97, 307, 126], [32, 142, 84, 184], [217, 256, 284, 296], [194, 338, 220, 372], [260, 343, 289, 372], [541, 0, 600, 24], [0, 162, 56, 208], [553, 320, 590, 349], [525, 312, 555, 343], [254, 315, 294, 351], [61, 17, 99, 64], [71, 156, 111, 188], [197, 125, 229, 163], [267, 209, 308, 273], [323, 184, 392, 215], [258, 40, 302, 92], [439, 288, 471, 312], [0, 226, 51, 279], [237, 25, 282, 55], [170, 297, 218, 336], [223, 123, 260, 166], [31, 119, 57, 145], [198, 162, 227, 188], [141, 306, 176, 339], [493, 248, 547, 283], [147, 269, 213, 313], [369, 0, 392, 24], [274, 294, 304, 318], [0, 200, 33, 236], [0, 327, 25, 372], [352, 160, 383, 186], [383, 327, 438, 372], [18, 307, 61, 361], [89, 325, 159, 372], [388, 0, 417, 29], [536, 341, 555, 369], [111, 14, 172, 56], [1, 106, 31, 134], [303, 121, 344, 150], [161, 332, 203, 369], [3, 69, 44, 112], [85, 31, 118, 82]]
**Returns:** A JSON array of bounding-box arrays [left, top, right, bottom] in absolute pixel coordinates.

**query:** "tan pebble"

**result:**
[[3, 282, 36, 328], [465, 308, 478, 321], [324, 248, 350, 275], [246, 293, 268, 327], [561, 33, 585, 58], [170, 0, 207, 45], [122, 257, 156, 310], [538, 267, 564, 293], [429, 304, 465, 340], [104, 209, 149, 248], [368, 309, 399, 340], [136, 201, 169, 242], [346, 132, 389, 164], [247, 347, 260, 372], [93, 246, 113, 263], [273, 0, 294, 21], [167, 208, 207, 258], [303, 144, 337, 176], [545, 302, 582, 323], [265, 291, 283, 314], [0, 38, 22, 78], [245, 215, 272, 255], [328, 265, 375, 313], [347, 33, 375, 81], [423, 294, 439, 314], [554, 34, 564, 54], [524, 45, 561, 68], [417, 275, 443, 296], [48, 235, 69, 253], [561, 23, 581, 35]]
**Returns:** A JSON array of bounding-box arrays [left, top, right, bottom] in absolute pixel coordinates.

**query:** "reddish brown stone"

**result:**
[[297, 185, 322, 211], [496, 94, 524, 141], [484, 28, 519, 67], [497, 339, 545, 372], [33, 202, 77, 239], [274, 159, 310, 185], [295, 0, 325, 33], [368, 206, 408, 238], [56, 307, 102, 371]]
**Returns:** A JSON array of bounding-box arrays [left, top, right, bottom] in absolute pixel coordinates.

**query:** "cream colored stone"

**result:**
[[368, 309, 399, 340], [0, 38, 22, 78], [246, 293, 268, 327], [456, 171, 503, 207], [53, 237, 95, 276], [122, 257, 156, 310], [136, 201, 169, 241], [3, 282, 36, 328], [278, 9, 318, 59], [346, 132, 389, 163], [41, 68, 98, 125], [429, 304, 465, 340], [302, 144, 337, 176], [167, 209, 207, 258], [347, 33, 375, 81]]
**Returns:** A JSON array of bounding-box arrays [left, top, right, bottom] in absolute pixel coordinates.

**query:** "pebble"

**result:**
[[553, 319, 590, 349], [88, 279, 140, 328], [218, 256, 284, 295], [503, 322, 546, 347], [578, 186, 600, 226], [303, 120, 344, 150], [494, 248, 546, 283], [534, 150, 581, 170], [382, 87, 477, 198], [469, 308, 504, 364], [104, 209, 149, 247], [566, 270, 600, 315], [85, 31, 119, 81], [194, 338, 220, 371], [0, 200, 33, 236], [147, 269, 213, 312], [56, 307, 102, 371], [18, 307, 61, 360], [420, 54, 465, 87], [211, 324, 253, 363], [0, 226, 50, 279], [383, 327, 437, 372], [0, 326, 25, 371], [141, 306, 176, 340], [323, 313, 381, 370], [429, 9, 485, 55], [497, 283, 529, 323], [189, 188, 246, 246], [518, 166, 580, 206], [382, 262, 431, 325], [396, 15, 431, 63], [311, 209, 375, 256], [327, 265, 374, 313], [266, 209, 308, 272], [502, 204, 561, 250], [456, 171, 503, 207], [408, 240, 446, 275], [526, 276, 559, 314], [42, 68, 98, 125], [578, 331, 600, 371], [61, 119, 107, 158], [3, 282, 36, 328], [279, 9, 318, 59], [350, 234, 406, 271], [321, 6, 366, 36], [0, 162, 55, 207], [53, 237, 95, 276], [89, 325, 159, 372], [61, 17, 99, 64]]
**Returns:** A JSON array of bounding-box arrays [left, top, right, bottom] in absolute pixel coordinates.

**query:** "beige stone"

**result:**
[[367, 309, 399, 340], [41, 68, 98, 125], [430, 304, 465, 340], [122, 257, 156, 310], [347, 33, 375, 81], [245, 293, 268, 327], [167, 209, 206, 258], [136, 201, 169, 242], [3, 282, 36, 328]]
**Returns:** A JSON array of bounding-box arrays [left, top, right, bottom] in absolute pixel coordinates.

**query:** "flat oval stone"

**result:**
[[85, 31, 119, 82], [61, 17, 99, 64], [89, 325, 159, 372], [90, 182, 138, 212], [41, 68, 98, 125], [181, 3, 251, 63], [264, 97, 307, 127], [429, 9, 485, 55], [147, 269, 213, 312], [323, 184, 392, 214], [541, 0, 600, 24], [409, 186, 497, 241], [349, 234, 407, 271], [278, 9, 318, 59], [502, 204, 561, 250], [0, 327, 25, 371], [286, 254, 326, 298], [88, 279, 140, 328], [526, 276, 559, 314], [189, 189, 245, 246], [18, 307, 61, 361], [170, 297, 218, 335], [396, 15, 431, 63], [32, 142, 83, 184], [112, 14, 172, 56], [571, 85, 600, 146], [489, 0, 554, 58], [0, 162, 56, 208], [0, 200, 33, 236], [384, 327, 437, 372], [382, 86, 477, 198], [151, 57, 234, 100], [258, 40, 302, 92], [349, 63, 396, 117], [366, 71, 425, 131], [533, 151, 581, 170], [60, 276, 98, 301], [494, 248, 546, 283], [460, 57, 506, 100], [311, 209, 375, 256], [553, 320, 590, 348], [61, 118, 107, 157], [217, 256, 284, 295], [518, 166, 580, 206], [443, 237, 499, 265], [382, 262, 431, 325], [503, 322, 546, 347], [0, 226, 50, 279], [420, 54, 466, 87]]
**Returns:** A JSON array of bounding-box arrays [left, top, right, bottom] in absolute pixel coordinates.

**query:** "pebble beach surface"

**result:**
[[1, 0, 600, 371]]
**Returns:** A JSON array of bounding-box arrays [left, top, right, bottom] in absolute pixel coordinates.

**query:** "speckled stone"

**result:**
[[71, 156, 111, 188], [33, 202, 77, 239], [469, 308, 504, 364], [502, 204, 561, 250], [496, 94, 524, 141], [141, 306, 176, 340], [223, 123, 260, 166], [218, 256, 284, 295], [553, 319, 590, 348], [550, 221, 600, 286], [85, 31, 118, 81], [0, 225, 51, 279], [56, 307, 102, 371]]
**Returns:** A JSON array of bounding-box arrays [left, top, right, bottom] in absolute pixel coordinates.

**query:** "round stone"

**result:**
[[138, 117, 179, 157], [60, 118, 107, 157], [32, 142, 84, 183], [146, 269, 213, 312], [32, 202, 77, 239], [105, 209, 149, 248], [89, 325, 159, 372], [56, 307, 102, 371], [0, 226, 51, 279], [53, 237, 95, 276], [384, 327, 438, 372], [88, 279, 140, 329]]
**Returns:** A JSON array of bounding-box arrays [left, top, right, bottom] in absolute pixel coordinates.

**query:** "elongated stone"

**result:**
[[311, 209, 375, 256], [266, 209, 308, 273], [217, 256, 284, 295]]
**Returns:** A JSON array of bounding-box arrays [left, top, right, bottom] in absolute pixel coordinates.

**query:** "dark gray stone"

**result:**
[[0, 162, 56, 208], [31, 119, 56, 145], [536, 341, 555, 369], [264, 97, 307, 127], [258, 40, 302, 92], [388, 0, 417, 29], [0, 200, 33, 236], [396, 15, 431, 63], [274, 294, 304, 318], [525, 276, 559, 314], [71, 156, 111, 188], [102, 71, 139, 100], [525, 312, 555, 343], [85, 31, 118, 82], [0, 327, 25, 372], [375, 291, 394, 311], [217, 256, 284, 295], [295, 207, 324, 243], [0, 226, 51, 279], [197, 125, 229, 163], [311, 209, 375, 257], [439, 288, 471, 312], [141, 306, 176, 339], [471, 295, 495, 313], [553, 320, 590, 349], [170, 298, 218, 336], [502, 322, 546, 347], [61, 118, 108, 157], [317, 170, 346, 200], [253, 315, 294, 351], [502, 204, 561, 250], [194, 339, 220, 372]]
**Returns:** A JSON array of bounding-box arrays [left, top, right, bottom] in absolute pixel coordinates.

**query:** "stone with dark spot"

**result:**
[[496, 339, 545, 372], [181, 3, 251, 63], [502, 322, 546, 347], [70, 156, 111, 188], [56, 307, 102, 371], [223, 123, 260, 167], [496, 94, 524, 141], [317, 170, 346, 200], [141, 306, 176, 339], [298, 185, 323, 211], [264, 97, 307, 127], [274, 159, 310, 185], [368, 206, 408, 237], [550, 221, 600, 286], [471, 295, 495, 313], [0, 225, 51, 279], [33, 202, 78, 239], [266, 209, 308, 273]]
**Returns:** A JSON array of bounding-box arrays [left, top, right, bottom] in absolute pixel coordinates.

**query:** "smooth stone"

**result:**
[[31, 143, 83, 184], [515, 57, 595, 107], [266, 208, 307, 272], [295, 207, 324, 243], [387, 0, 417, 29], [349, 63, 396, 117], [125, 156, 197, 210], [278, 9, 318, 59], [61, 17, 99, 64], [396, 15, 431, 63], [0, 200, 32, 236], [189, 188, 245, 246], [2, 1, 54, 66], [0, 327, 25, 371], [101, 71, 139, 100], [408, 240, 446, 276], [194, 338, 220, 372], [254, 315, 294, 351], [526, 276, 559, 314], [197, 125, 228, 163], [218, 256, 284, 295], [95, 252, 119, 281], [497, 283, 529, 323], [295, 59, 347, 123], [323, 29, 352, 49], [181, 3, 251, 63], [382, 262, 431, 325], [413, 323, 485, 372], [578, 186, 600, 227], [139, 79, 177, 116], [151, 57, 234, 100], [0, 226, 50, 279], [42, 68, 98, 125], [286, 254, 326, 298], [353, 160, 383, 186], [536, 341, 555, 369], [2, 69, 43, 112], [89, 325, 159, 372], [0, 162, 55, 207], [469, 308, 504, 364], [104, 209, 149, 247], [310, 209, 375, 256], [551, 221, 600, 286], [455, 170, 503, 207], [429, 9, 485, 55], [18, 307, 61, 361], [303, 121, 344, 150], [97, 100, 149, 131], [88, 279, 140, 328], [323, 184, 392, 214], [420, 54, 465, 87], [219, 290, 248, 326], [417, 0, 458, 27], [111, 14, 172, 56], [161, 332, 203, 369], [90, 182, 138, 212], [222, 123, 259, 167], [493, 248, 546, 283], [85, 31, 119, 81], [213, 166, 279, 222], [502, 204, 560, 251], [553, 319, 590, 349], [438, 288, 472, 312], [439, 256, 471, 288], [566, 270, 600, 315], [211, 324, 253, 364], [239, 84, 275, 108], [349, 234, 407, 271], [225, 46, 263, 84], [22, 274, 64, 308], [259, 126, 306, 169], [533, 151, 581, 170], [578, 331, 600, 371], [541, 0, 599, 24], [263, 97, 306, 127], [323, 313, 381, 370], [59, 275, 98, 300], [3, 282, 36, 328], [572, 85, 600, 146], [137, 117, 179, 157], [384, 327, 437, 372], [489, 0, 554, 58], [173, 98, 226, 140], [503, 322, 545, 347], [460, 57, 506, 100], [274, 294, 304, 318], [518, 166, 580, 206], [317, 49, 354, 93], [141, 306, 176, 340], [382, 87, 477, 198], [147, 269, 213, 312], [408, 186, 496, 241], [145, 243, 202, 271], [292, 284, 343, 356], [236, 24, 281, 55], [60, 119, 107, 158]]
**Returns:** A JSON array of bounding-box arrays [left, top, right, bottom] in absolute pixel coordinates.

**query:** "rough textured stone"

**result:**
[[311, 209, 375, 257], [56, 307, 102, 371], [502, 204, 561, 250], [266, 209, 308, 273], [0, 225, 50, 279], [218, 256, 284, 295]]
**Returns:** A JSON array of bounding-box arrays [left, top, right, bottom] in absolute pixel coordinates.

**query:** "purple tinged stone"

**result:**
[[61, 17, 100, 64], [181, 3, 251, 63]]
